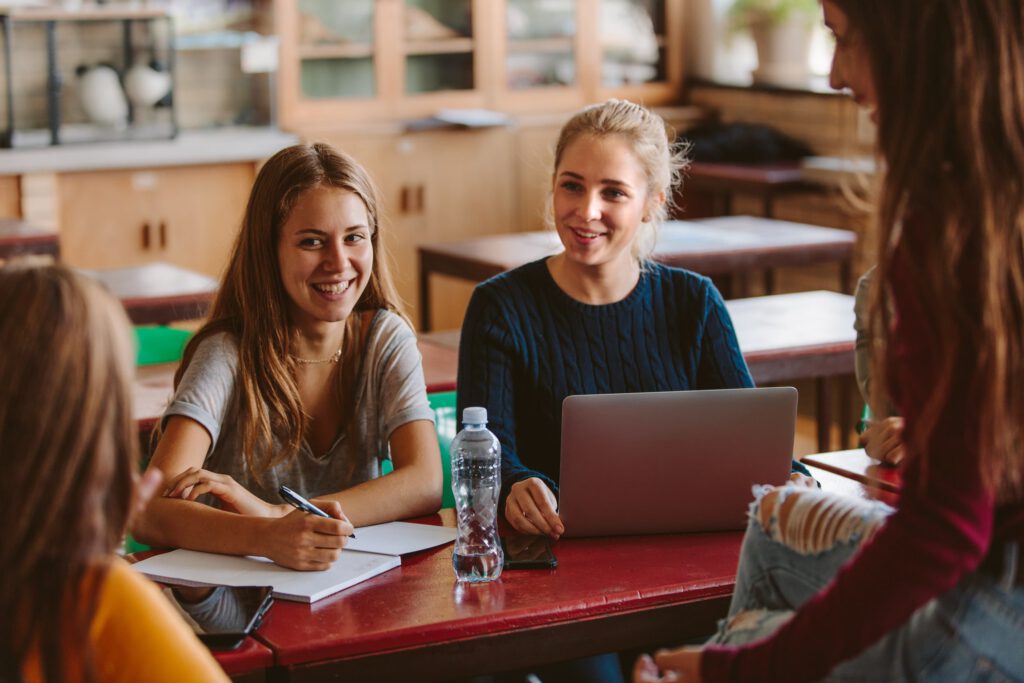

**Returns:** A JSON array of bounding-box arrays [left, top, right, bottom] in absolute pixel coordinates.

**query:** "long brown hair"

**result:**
[[834, 0, 1024, 499], [0, 264, 137, 682], [174, 142, 405, 477]]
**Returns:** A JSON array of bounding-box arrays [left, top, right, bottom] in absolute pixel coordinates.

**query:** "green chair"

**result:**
[[125, 326, 194, 555], [382, 390, 457, 509], [135, 325, 193, 366]]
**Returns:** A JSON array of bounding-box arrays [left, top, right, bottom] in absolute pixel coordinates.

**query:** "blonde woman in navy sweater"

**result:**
[[458, 100, 812, 543]]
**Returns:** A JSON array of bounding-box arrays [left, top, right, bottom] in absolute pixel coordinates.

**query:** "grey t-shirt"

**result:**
[[163, 309, 436, 503]]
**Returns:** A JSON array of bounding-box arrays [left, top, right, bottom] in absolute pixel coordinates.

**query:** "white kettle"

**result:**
[[76, 64, 128, 127], [124, 62, 173, 108]]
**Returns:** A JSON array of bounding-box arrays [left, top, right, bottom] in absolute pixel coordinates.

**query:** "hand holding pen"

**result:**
[[280, 485, 356, 538]]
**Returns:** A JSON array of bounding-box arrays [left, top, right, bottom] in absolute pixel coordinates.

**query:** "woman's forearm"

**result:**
[[131, 496, 273, 556], [320, 461, 442, 527]]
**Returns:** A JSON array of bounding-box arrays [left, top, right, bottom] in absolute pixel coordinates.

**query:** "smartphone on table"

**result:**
[[501, 534, 558, 570], [162, 584, 274, 650]]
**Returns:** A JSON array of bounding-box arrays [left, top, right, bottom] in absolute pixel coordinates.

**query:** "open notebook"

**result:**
[[134, 521, 456, 603]]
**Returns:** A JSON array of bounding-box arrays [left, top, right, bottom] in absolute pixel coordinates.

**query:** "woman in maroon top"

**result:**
[[635, 1, 1024, 681]]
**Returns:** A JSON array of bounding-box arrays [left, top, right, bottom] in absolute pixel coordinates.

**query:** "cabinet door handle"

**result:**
[[141, 222, 151, 249], [416, 185, 425, 213], [400, 186, 410, 213], [159, 221, 167, 249]]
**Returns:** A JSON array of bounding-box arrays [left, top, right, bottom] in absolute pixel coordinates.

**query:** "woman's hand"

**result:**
[[164, 467, 280, 517], [505, 478, 564, 539], [788, 472, 817, 488], [633, 647, 704, 683], [263, 499, 354, 571], [859, 416, 905, 465]]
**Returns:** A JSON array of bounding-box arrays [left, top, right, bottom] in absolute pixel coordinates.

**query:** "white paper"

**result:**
[[346, 521, 457, 556], [134, 549, 400, 603]]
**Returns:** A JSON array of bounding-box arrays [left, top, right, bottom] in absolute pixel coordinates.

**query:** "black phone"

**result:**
[[163, 585, 274, 650], [501, 535, 558, 570]]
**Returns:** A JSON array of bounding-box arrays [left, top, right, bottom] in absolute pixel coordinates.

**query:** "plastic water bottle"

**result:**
[[451, 406, 504, 582]]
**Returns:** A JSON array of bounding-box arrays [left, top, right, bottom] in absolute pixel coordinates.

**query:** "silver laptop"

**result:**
[[558, 387, 797, 537]]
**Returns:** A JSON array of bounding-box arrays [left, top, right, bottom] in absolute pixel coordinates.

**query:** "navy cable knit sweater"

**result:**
[[456, 258, 809, 503]]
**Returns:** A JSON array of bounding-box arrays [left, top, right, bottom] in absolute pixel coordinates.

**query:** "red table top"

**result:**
[[256, 511, 742, 667], [211, 637, 275, 677]]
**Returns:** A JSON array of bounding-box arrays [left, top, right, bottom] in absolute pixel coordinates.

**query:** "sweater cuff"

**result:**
[[700, 643, 738, 682], [499, 469, 559, 512], [790, 459, 812, 478]]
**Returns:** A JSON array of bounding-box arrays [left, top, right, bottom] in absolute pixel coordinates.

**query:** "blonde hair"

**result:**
[[174, 142, 406, 478], [0, 264, 137, 683], [550, 99, 690, 261]]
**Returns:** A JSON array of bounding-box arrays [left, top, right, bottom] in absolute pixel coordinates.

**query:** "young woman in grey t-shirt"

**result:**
[[132, 143, 442, 570]]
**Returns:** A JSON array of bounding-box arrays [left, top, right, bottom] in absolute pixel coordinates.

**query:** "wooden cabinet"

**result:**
[[277, 0, 687, 129], [0, 176, 19, 217], [57, 162, 255, 277], [278, 0, 489, 129], [318, 127, 518, 329]]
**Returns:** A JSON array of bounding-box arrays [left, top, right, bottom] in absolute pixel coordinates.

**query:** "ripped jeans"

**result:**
[[707, 485, 1024, 682]]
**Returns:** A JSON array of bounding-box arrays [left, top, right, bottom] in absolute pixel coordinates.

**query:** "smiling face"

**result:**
[[823, 0, 878, 122], [552, 134, 655, 272], [276, 185, 373, 334]]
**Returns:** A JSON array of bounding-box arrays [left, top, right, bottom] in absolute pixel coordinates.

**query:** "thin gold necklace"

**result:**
[[289, 347, 342, 365]]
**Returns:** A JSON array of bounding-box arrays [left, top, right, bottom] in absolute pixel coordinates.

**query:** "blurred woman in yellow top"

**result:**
[[0, 264, 229, 683]]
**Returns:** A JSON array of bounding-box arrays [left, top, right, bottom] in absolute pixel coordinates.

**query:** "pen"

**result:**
[[278, 485, 356, 538]]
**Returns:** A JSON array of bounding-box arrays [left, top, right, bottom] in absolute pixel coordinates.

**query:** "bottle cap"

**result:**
[[462, 406, 487, 425]]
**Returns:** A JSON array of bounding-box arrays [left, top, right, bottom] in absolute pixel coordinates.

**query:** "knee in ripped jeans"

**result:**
[[750, 485, 891, 555]]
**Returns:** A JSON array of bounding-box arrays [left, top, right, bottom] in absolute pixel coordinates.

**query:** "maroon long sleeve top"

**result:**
[[702, 223, 1024, 682]]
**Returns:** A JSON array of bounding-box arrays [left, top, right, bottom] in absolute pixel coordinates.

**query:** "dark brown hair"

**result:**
[[174, 142, 405, 477], [832, 0, 1024, 498], [0, 264, 137, 682]]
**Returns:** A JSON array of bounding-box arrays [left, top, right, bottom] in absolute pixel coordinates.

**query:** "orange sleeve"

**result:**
[[89, 559, 230, 683]]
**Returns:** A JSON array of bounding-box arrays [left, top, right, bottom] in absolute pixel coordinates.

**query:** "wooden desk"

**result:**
[[255, 511, 740, 682], [133, 337, 460, 439], [420, 291, 856, 452], [685, 161, 822, 219], [727, 290, 856, 452], [82, 262, 218, 324], [417, 217, 855, 330], [0, 217, 60, 261], [246, 459, 886, 682]]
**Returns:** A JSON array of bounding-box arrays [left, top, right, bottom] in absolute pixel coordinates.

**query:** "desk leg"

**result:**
[[735, 271, 751, 298], [838, 375, 854, 449], [840, 258, 853, 294], [816, 378, 831, 452], [714, 274, 734, 299], [419, 256, 432, 332]]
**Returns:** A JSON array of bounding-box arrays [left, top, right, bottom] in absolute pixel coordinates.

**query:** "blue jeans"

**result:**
[[708, 486, 1024, 682]]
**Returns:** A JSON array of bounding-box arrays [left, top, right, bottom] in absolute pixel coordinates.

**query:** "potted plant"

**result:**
[[727, 0, 819, 86]]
